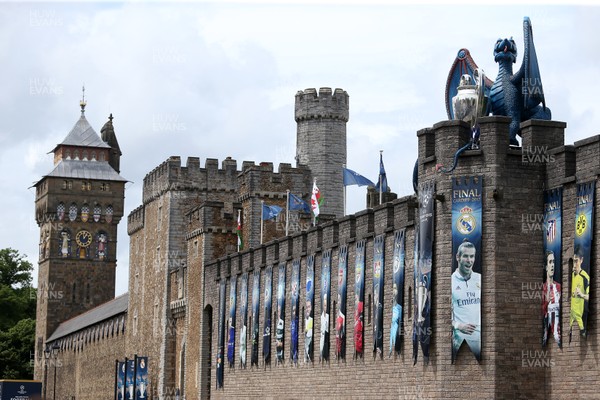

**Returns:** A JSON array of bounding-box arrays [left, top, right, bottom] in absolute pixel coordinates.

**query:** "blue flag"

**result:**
[[374, 153, 388, 193], [263, 204, 283, 220], [343, 167, 374, 187], [289, 193, 311, 213]]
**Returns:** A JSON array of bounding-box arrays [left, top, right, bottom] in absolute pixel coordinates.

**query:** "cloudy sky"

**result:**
[[1, 1, 598, 295]]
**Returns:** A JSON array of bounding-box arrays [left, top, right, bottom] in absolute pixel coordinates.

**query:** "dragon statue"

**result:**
[[445, 17, 551, 146]]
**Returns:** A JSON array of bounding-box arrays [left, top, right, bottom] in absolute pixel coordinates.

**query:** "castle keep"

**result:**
[[34, 88, 599, 399]]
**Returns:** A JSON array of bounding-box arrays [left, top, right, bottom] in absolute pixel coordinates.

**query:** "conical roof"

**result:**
[[52, 114, 111, 152]]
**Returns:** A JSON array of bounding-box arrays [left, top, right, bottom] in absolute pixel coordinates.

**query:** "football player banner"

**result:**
[[263, 265, 273, 366], [276, 263, 286, 365], [227, 275, 237, 367], [354, 240, 366, 359], [134, 356, 148, 399], [251, 269, 260, 368], [304, 255, 315, 363], [373, 234, 385, 358], [320, 250, 331, 363], [413, 180, 435, 365], [336, 245, 348, 361], [542, 188, 562, 347], [569, 181, 595, 342], [239, 272, 248, 368], [125, 359, 135, 399], [290, 260, 301, 365], [390, 229, 405, 357], [451, 176, 482, 363], [216, 280, 226, 388], [115, 361, 125, 400]]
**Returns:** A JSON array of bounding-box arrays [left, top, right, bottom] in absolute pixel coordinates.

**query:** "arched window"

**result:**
[[105, 205, 113, 223], [68, 203, 77, 222], [65, 150, 71, 160], [74, 150, 79, 160], [57, 202, 65, 221], [93, 204, 102, 222]]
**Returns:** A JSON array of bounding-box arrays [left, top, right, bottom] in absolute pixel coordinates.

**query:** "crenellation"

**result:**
[[574, 134, 600, 181], [355, 209, 374, 239]]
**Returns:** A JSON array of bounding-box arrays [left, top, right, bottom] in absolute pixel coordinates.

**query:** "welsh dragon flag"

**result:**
[[311, 181, 322, 218], [237, 211, 243, 251]]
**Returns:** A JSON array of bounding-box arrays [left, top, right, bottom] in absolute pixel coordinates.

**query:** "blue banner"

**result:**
[[291, 260, 301, 365], [125, 359, 135, 399], [354, 240, 366, 359], [305, 255, 315, 363], [542, 188, 562, 347], [276, 263, 286, 365], [451, 176, 482, 363], [336, 245, 348, 361], [320, 250, 331, 363], [216, 280, 226, 388], [390, 229, 405, 356], [116, 361, 125, 400], [570, 181, 595, 342], [239, 272, 248, 368], [373, 235, 385, 358], [413, 180, 435, 365], [135, 356, 148, 399], [227, 275, 237, 367], [263, 265, 273, 365], [251, 269, 260, 368]]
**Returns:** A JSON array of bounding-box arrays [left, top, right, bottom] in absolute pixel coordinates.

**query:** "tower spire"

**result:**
[[80, 85, 87, 115]]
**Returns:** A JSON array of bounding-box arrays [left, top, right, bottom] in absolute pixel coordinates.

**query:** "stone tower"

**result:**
[[33, 100, 126, 380], [295, 87, 348, 218]]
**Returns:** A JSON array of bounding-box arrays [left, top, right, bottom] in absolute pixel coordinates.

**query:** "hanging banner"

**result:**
[[125, 359, 135, 399], [216, 280, 226, 388], [542, 188, 562, 347], [276, 263, 286, 365], [304, 255, 315, 363], [263, 265, 273, 365], [354, 240, 366, 359], [116, 361, 125, 400], [451, 176, 482, 362], [239, 272, 248, 368], [373, 234, 385, 358], [290, 259, 301, 366], [134, 356, 148, 399], [320, 250, 331, 363], [390, 229, 405, 356], [227, 275, 237, 368], [570, 181, 595, 342], [336, 245, 348, 361], [413, 180, 435, 365], [251, 269, 260, 368]]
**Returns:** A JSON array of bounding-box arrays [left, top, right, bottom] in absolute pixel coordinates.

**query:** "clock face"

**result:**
[[76, 230, 92, 247]]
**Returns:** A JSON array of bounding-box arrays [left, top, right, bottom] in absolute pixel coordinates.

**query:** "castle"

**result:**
[[33, 88, 599, 399]]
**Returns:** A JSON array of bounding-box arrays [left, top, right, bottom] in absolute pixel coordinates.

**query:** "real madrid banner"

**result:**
[[305, 255, 315, 363], [354, 240, 366, 359], [216, 280, 226, 388], [451, 176, 482, 363], [291, 260, 301, 365], [276, 263, 286, 365], [251, 269, 261, 368], [570, 181, 595, 342], [390, 229, 405, 356], [320, 250, 331, 363], [542, 188, 562, 347], [373, 234, 385, 358], [227, 275, 237, 368], [336, 245, 348, 361], [413, 180, 435, 365], [263, 265, 273, 365], [239, 272, 248, 368]]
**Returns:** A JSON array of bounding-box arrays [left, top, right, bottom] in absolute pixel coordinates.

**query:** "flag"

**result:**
[[311, 181, 321, 217], [237, 211, 243, 250], [262, 204, 283, 220], [289, 193, 311, 213], [343, 167, 374, 187], [374, 153, 388, 193]]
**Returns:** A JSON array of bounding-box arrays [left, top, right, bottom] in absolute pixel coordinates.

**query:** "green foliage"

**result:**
[[0, 248, 33, 288], [0, 318, 35, 379]]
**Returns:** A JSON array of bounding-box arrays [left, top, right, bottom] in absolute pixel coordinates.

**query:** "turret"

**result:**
[[101, 113, 122, 173]]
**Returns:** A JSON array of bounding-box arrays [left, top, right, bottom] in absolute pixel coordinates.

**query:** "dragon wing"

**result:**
[[520, 17, 547, 111], [445, 48, 494, 120]]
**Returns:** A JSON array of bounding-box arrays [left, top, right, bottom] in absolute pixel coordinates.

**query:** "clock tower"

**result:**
[[33, 95, 126, 379]]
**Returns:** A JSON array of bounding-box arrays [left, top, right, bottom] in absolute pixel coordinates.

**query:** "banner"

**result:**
[[276, 263, 286, 365], [239, 272, 248, 368], [216, 280, 226, 388], [373, 234, 385, 358], [134, 356, 148, 399], [125, 359, 135, 399], [542, 188, 562, 347], [336, 245, 348, 361], [354, 240, 366, 359], [263, 265, 273, 365], [227, 275, 237, 367], [390, 229, 405, 356], [116, 361, 125, 400], [570, 181, 595, 342], [413, 180, 435, 365], [320, 250, 331, 362], [305, 255, 315, 363], [251, 268, 260, 368], [451, 176, 482, 362], [291, 259, 301, 365]]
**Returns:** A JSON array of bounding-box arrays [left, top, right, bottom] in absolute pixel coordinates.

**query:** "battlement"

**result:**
[[294, 87, 349, 122], [127, 205, 145, 235]]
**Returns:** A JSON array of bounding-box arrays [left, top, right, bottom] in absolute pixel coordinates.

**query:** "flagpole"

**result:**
[[237, 209, 242, 252], [260, 200, 264, 244], [343, 164, 346, 216], [285, 190, 290, 236], [379, 150, 383, 206]]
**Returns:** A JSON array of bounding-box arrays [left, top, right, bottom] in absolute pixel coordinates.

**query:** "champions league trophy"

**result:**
[[416, 274, 429, 324], [128, 383, 134, 399], [138, 381, 146, 398]]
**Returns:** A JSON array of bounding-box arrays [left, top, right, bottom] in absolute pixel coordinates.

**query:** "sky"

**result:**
[[1, 1, 599, 296]]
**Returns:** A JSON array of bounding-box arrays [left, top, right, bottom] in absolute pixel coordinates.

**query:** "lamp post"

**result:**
[[44, 342, 60, 400], [43, 345, 50, 400]]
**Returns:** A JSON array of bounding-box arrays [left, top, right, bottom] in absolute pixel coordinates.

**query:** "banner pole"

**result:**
[[260, 200, 264, 244], [286, 190, 290, 236]]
